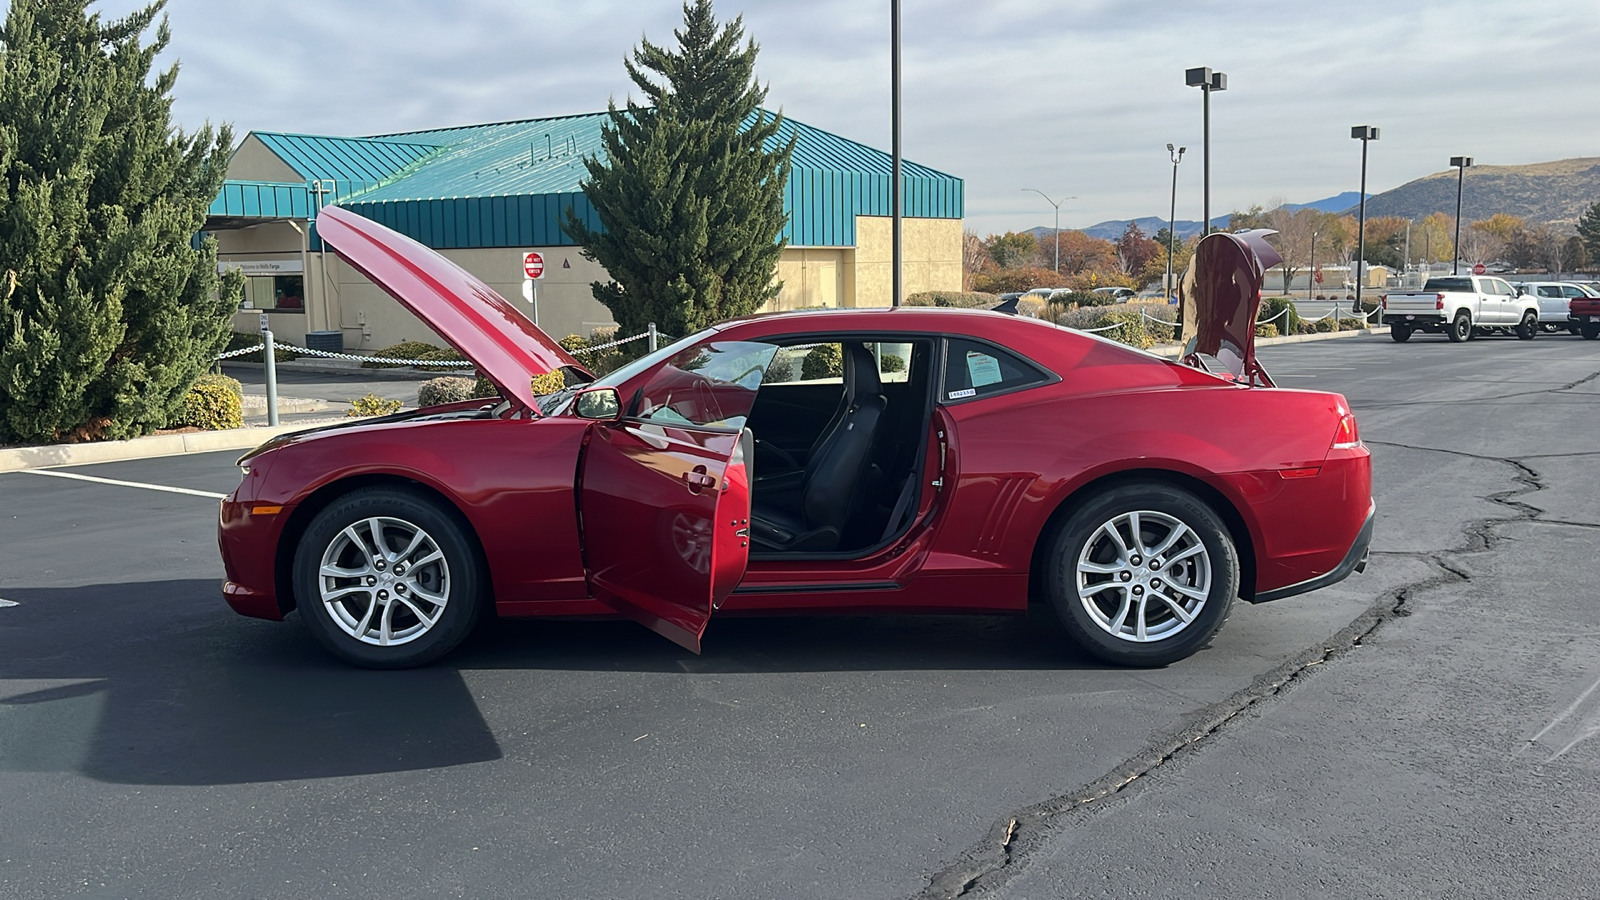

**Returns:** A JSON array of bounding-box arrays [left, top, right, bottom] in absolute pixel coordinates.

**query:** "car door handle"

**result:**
[[683, 469, 718, 492]]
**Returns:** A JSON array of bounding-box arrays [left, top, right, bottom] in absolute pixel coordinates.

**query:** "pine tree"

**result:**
[[564, 0, 793, 341], [1577, 201, 1600, 260], [0, 0, 240, 443]]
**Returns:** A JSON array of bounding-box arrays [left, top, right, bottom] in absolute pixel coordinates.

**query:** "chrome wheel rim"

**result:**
[[318, 516, 450, 646], [1076, 510, 1211, 643]]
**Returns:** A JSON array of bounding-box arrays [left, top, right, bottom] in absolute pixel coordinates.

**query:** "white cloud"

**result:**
[[98, 0, 1600, 235]]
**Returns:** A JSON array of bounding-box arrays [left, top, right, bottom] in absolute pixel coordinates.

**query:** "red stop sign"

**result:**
[[1313, 267, 1324, 285], [523, 252, 545, 280], [1472, 263, 1486, 275]]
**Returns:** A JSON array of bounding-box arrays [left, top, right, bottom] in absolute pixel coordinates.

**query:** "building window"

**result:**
[[242, 274, 304, 312]]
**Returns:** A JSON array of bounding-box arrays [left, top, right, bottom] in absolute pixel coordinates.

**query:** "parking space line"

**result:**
[[20, 469, 227, 500], [0, 597, 17, 607]]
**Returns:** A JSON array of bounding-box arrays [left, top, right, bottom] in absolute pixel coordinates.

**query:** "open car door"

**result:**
[[579, 425, 753, 653]]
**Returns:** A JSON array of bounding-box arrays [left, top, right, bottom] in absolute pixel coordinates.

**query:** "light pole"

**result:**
[[890, 0, 902, 306], [1351, 125, 1380, 313], [1165, 144, 1186, 298], [1184, 67, 1226, 236], [1309, 230, 1318, 301], [1021, 189, 1074, 274], [1450, 156, 1473, 275]]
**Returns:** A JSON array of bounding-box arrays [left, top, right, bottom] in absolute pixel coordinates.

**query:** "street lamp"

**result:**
[[1184, 67, 1226, 236], [1309, 230, 1318, 301], [1450, 156, 1473, 275], [1351, 125, 1380, 313], [890, 0, 903, 306], [1021, 189, 1075, 274], [1165, 144, 1186, 298]]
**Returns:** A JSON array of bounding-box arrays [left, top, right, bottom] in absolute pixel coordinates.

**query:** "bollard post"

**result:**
[[648, 321, 658, 353], [259, 312, 279, 427]]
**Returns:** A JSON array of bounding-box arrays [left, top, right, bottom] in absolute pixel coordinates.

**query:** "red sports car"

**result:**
[[219, 207, 1372, 668]]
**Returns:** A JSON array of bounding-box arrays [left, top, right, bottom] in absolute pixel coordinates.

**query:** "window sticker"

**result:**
[[948, 388, 976, 399], [966, 351, 1003, 387]]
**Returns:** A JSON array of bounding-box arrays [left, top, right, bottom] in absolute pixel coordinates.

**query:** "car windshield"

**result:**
[[588, 328, 716, 388]]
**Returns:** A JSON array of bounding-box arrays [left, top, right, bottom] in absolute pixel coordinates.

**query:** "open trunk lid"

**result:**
[[1180, 229, 1280, 387], [315, 205, 590, 413]]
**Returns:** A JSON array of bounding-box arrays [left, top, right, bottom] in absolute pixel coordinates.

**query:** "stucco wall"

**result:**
[[772, 248, 850, 310], [226, 136, 304, 184], [852, 216, 963, 307]]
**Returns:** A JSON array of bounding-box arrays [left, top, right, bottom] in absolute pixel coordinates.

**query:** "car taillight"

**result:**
[[1331, 412, 1360, 449], [1436, 296, 1445, 310]]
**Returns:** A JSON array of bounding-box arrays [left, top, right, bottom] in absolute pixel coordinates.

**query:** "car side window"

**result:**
[[630, 340, 778, 431], [941, 338, 1047, 404], [1562, 286, 1586, 298]]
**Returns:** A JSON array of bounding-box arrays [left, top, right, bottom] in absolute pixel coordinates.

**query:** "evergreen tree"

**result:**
[[0, 0, 240, 443], [564, 0, 793, 340], [1577, 201, 1600, 260]]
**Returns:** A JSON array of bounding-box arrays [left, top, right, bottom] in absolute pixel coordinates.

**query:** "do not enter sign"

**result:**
[[523, 251, 545, 280], [1472, 263, 1486, 275]]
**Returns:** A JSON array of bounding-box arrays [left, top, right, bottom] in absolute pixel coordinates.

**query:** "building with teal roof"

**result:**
[[208, 111, 964, 351]]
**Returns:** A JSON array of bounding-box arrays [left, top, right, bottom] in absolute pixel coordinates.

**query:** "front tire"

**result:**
[[1390, 323, 1412, 343], [292, 486, 484, 668], [1516, 311, 1538, 340], [1044, 484, 1239, 667], [1448, 311, 1472, 343]]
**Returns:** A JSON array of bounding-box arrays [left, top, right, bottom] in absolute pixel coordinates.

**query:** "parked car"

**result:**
[[219, 210, 1373, 670], [1381, 275, 1539, 342], [1568, 282, 1600, 339], [1091, 286, 1136, 302], [1511, 282, 1572, 332]]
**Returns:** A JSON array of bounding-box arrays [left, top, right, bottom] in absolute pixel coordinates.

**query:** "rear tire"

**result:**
[[1448, 311, 1472, 343], [293, 486, 484, 668], [1583, 324, 1600, 341], [1389, 324, 1412, 343], [1516, 311, 1538, 340], [1044, 484, 1239, 667]]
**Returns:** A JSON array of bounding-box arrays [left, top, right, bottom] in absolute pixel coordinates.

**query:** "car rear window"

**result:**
[[1422, 278, 1472, 292]]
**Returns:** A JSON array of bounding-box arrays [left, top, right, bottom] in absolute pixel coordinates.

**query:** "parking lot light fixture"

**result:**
[[1351, 125, 1380, 313], [1185, 67, 1226, 236], [1022, 189, 1074, 273], [1450, 156, 1473, 275], [1166, 144, 1186, 298]]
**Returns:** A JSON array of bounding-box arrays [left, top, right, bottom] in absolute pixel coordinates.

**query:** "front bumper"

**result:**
[[1251, 505, 1374, 604]]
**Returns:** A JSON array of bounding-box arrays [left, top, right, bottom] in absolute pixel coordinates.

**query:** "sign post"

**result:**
[[522, 251, 545, 324]]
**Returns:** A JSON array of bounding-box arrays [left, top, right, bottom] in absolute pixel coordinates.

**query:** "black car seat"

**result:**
[[750, 343, 887, 552]]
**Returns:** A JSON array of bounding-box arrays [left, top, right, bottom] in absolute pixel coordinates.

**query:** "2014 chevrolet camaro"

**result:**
[[219, 206, 1373, 668]]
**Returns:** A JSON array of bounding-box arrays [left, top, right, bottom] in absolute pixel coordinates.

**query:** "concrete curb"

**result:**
[[0, 421, 330, 474], [1147, 326, 1387, 358]]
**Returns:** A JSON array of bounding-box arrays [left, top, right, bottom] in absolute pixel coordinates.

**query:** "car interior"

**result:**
[[744, 337, 936, 557]]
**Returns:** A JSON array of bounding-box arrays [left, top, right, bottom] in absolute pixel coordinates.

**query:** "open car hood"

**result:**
[[315, 205, 589, 413], [1179, 229, 1281, 386]]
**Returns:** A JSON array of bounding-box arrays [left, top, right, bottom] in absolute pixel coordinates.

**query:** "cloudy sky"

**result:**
[[97, 0, 1600, 236]]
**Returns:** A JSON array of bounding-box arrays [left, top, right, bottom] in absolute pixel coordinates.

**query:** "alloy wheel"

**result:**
[[318, 516, 451, 646], [1075, 510, 1212, 643]]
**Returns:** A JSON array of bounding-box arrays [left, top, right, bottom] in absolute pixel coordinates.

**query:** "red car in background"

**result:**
[[219, 207, 1373, 668]]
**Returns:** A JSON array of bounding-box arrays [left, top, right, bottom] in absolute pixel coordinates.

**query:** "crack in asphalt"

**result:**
[[913, 437, 1564, 899], [1351, 364, 1600, 410]]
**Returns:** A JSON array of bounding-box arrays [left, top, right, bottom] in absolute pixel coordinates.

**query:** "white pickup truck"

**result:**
[[1381, 275, 1540, 343]]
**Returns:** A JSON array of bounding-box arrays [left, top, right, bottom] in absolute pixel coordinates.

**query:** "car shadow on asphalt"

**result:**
[[0, 580, 1098, 787]]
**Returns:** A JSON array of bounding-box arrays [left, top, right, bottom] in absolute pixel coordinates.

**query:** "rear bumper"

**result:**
[[1382, 313, 1445, 326], [1251, 505, 1374, 604]]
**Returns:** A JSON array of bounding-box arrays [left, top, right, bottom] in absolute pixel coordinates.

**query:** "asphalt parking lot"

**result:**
[[3, 331, 1598, 899]]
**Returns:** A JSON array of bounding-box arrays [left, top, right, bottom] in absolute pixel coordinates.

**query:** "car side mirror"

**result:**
[[573, 387, 621, 421]]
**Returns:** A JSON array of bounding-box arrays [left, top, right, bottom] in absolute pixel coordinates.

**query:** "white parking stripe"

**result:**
[[0, 598, 17, 608], [21, 469, 227, 499]]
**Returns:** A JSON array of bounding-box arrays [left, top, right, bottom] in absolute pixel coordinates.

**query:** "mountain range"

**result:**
[[1035, 157, 1600, 241]]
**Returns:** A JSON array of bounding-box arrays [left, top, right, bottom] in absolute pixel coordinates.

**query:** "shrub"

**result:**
[[529, 371, 566, 395], [1258, 296, 1300, 335], [882, 353, 906, 373], [225, 331, 298, 363], [360, 340, 441, 369], [472, 375, 499, 399], [1058, 290, 1116, 308], [414, 346, 474, 372], [347, 393, 403, 417], [1255, 324, 1279, 338], [1313, 317, 1337, 333], [418, 377, 477, 407], [1052, 302, 1174, 349], [903, 291, 998, 309], [173, 375, 243, 430], [561, 327, 627, 375], [800, 343, 842, 380]]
